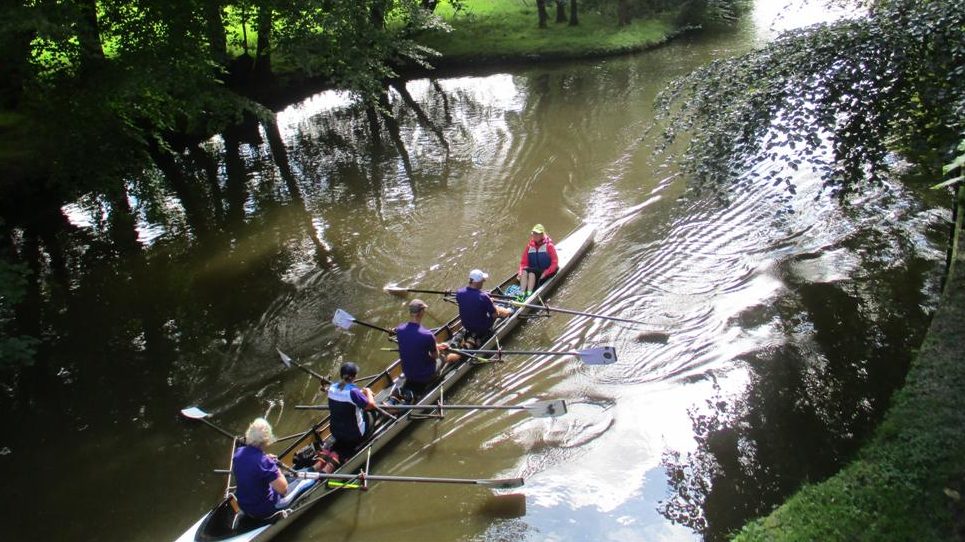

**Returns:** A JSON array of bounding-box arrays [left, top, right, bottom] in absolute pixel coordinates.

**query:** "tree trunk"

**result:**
[[203, 1, 228, 66], [371, 0, 388, 30], [189, 145, 226, 225], [366, 104, 382, 147], [569, 0, 579, 26], [146, 137, 215, 237], [420, 0, 439, 11], [0, 24, 33, 108], [536, 0, 549, 28], [107, 186, 165, 352], [222, 131, 248, 230], [76, 0, 105, 73], [431, 80, 452, 124], [555, 0, 566, 23], [389, 79, 449, 154], [617, 0, 632, 26], [378, 90, 415, 184], [262, 118, 331, 263], [254, 5, 273, 81]]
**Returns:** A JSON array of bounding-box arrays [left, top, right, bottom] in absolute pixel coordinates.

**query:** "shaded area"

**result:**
[[659, 202, 944, 540], [736, 188, 965, 540]]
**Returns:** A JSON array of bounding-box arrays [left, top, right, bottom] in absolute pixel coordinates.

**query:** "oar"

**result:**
[[278, 349, 399, 421], [277, 350, 384, 387], [332, 308, 395, 336], [384, 286, 452, 297], [386, 285, 667, 339], [295, 399, 568, 418], [293, 470, 524, 489], [384, 285, 515, 301], [180, 406, 239, 440], [277, 348, 330, 383], [509, 300, 657, 326], [450, 346, 618, 365]]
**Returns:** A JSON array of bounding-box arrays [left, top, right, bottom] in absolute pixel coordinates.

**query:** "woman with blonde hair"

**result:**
[[233, 418, 289, 519]]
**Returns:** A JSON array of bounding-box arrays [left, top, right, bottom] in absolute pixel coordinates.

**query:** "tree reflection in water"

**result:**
[[660, 244, 939, 540]]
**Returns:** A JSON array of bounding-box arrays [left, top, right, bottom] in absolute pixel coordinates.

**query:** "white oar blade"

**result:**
[[277, 348, 294, 368], [525, 400, 568, 417], [479, 477, 525, 489], [579, 346, 618, 365], [332, 309, 356, 330], [383, 285, 409, 296], [180, 406, 209, 420]]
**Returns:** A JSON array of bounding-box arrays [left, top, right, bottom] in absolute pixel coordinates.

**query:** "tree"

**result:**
[[569, 0, 579, 26], [656, 0, 965, 536], [536, 0, 549, 28], [617, 0, 631, 26], [655, 0, 964, 198]]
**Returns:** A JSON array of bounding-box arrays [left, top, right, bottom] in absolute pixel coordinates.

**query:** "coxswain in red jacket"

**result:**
[[517, 223, 558, 298]]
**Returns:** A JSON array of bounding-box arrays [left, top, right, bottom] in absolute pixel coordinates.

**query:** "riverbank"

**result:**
[[735, 188, 965, 540], [414, 1, 682, 70]]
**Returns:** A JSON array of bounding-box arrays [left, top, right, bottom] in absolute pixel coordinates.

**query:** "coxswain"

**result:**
[[517, 223, 558, 299]]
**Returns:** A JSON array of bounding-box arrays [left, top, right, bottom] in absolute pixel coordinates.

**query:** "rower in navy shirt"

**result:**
[[327, 362, 376, 458], [455, 269, 512, 347], [395, 299, 449, 396]]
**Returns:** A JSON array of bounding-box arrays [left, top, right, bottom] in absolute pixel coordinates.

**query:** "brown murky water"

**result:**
[[2, 2, 948, 541]]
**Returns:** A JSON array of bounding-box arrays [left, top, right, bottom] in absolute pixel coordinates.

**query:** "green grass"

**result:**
[[419, 0, 677, 63], [734, 235, 965, 540]]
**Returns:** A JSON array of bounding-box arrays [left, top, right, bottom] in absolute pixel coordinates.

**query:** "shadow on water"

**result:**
[[0, 5, 951, 541], [659, 183, 944, 540]]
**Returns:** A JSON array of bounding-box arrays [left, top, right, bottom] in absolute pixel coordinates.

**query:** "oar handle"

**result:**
[[293, 361, 331, 384], [353, 319, 396, 336], [396, 288, 453, 296], [451, 348, 577, 357], [510, 301, 649, 325], [295, 404, 397, 421], [199, 418, 240, 440], [298, 404, 523, 411], [394, 286, 515, 301], [295, 470, 524, 488]]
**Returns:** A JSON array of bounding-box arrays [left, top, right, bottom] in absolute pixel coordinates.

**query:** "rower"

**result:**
[[452, 269, 512, 353], [327, 362, 376, 458], [233, 418, 313, 520], [395, 299, 450, 397], [516, 224, 558, 300]]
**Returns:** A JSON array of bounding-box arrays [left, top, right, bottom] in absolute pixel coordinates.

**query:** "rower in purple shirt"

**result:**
[[454, 269, 512, 348], [395, 298, 450, 397]]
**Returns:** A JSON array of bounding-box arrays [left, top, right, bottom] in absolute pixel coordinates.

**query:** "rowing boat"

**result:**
[[174, 223, 596, 542]]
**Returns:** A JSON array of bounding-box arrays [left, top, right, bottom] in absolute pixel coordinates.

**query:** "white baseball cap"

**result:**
[[468, 269, 489, 282]]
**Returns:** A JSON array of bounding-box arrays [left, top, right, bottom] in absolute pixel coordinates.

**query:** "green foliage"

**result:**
[[933, 139, 965, 190], [0, 258, 38, 370], [656, 0, 965, 198], [419, 0, 676, 61], [675, 0, 753, 27]]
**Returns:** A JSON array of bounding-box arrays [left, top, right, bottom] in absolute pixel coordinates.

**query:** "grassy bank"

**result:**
[[735, 198, 965, 540], [417, 0, 679, 66]]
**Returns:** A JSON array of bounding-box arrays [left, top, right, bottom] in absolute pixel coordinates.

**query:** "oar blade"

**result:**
[[383, 285, 410, 296], [636, 331, 670, 344], [478, 477, 525, 489], [525, 400, 568, 418], [579, 346, 618, 365], [277, 348, 294, 368], [180, 406, 210, 420], [332, 309, 356, 330]]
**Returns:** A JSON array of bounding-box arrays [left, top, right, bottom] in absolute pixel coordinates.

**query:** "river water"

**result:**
[[2, 2, 949, 541]]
